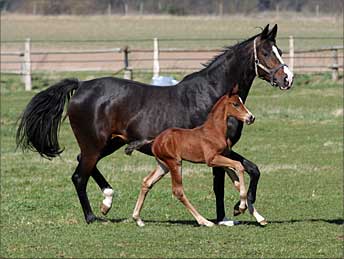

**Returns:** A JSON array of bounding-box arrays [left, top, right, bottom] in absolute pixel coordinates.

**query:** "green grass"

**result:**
[[1, 15, 343, 50], [1, 71, 343, 258]]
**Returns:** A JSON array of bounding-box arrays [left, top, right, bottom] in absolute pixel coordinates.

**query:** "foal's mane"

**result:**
[[206, 95, 229, 117]]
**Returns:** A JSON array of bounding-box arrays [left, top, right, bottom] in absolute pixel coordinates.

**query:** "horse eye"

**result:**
[[262, 51, 269, 57], [233, 103, 240, 108]]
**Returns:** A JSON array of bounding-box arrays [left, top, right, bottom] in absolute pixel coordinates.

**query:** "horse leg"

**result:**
[[95, 138, 126, 215], [168, 160, 214, 227], [225, 167, 266, 224], [71, 154, 99, 224], [132, 163, 169, 227], [212, 167, 226, 223], [207, 155, 247, 214], [76, 138, 126, 216], [226, 151, 267, 226]]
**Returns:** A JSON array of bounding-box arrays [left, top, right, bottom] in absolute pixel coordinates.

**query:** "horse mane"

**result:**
[[180, 33, 259, 83]]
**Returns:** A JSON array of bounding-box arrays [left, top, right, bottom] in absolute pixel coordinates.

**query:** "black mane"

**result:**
[[180, 33, 259, 83]]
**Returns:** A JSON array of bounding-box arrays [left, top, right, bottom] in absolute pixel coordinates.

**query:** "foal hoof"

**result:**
[[259, 220, 268, 226], [200, 220, 215, 227], [100, 203, 111, 215], [233, 209, 241, 217], [233, 208, 246, 216], [133, 217, 145, 227]]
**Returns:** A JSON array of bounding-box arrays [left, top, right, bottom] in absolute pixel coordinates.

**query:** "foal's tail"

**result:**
[[125, 139, 154, 156], [16, 78, 79, 159]]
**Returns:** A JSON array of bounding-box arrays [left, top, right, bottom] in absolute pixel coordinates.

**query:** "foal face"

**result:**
[[226, 95, 255, 125]]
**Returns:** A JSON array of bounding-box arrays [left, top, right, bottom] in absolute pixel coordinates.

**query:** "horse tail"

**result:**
[[16, 78, 80, 159], [125, 139, 153, 156]]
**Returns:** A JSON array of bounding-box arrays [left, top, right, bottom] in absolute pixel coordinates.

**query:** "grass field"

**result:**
[[1, 14, 343, 50], [1, 71, 343, 258]]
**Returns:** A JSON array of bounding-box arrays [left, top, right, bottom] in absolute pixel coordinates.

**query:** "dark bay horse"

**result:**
[[125, 92, 267, 227], [16, 24, 293, 224]]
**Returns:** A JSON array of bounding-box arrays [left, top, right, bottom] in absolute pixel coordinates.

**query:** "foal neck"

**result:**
[[203, 96, 230, 136]]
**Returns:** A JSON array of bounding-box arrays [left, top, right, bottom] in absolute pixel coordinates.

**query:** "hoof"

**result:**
[[239, 206, 247, 214], [259, 220, 268, 226], [200, 220, 215, 227], [233, 209, 241, 217], [100, 203, 111, 215], [133, 216, 145, 227], [218, 219, 240, 226], [86, 214, 98, 224]]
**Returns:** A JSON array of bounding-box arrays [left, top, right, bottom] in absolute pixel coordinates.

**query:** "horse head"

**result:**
[[253, 24, 294, 90]]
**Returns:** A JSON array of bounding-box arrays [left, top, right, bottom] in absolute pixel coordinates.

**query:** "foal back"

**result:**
[[152, 94, 253, 164]]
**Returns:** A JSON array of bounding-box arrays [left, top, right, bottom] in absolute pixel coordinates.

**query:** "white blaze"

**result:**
[[272, 45, 294, 87]]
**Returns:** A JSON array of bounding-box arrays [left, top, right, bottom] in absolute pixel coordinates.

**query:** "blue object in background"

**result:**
[[151, 76, 179, 86]]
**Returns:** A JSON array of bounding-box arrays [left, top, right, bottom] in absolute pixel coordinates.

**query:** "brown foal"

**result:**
[[128, 91, 267, 227]]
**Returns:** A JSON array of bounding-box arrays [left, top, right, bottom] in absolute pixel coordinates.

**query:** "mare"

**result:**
[[16, 24, 293, 224], [125, 91, 266, 227]]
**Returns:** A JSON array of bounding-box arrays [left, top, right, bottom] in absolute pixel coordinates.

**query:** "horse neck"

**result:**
[[204, 39, 257, 102], [203, 96, 229, 137]]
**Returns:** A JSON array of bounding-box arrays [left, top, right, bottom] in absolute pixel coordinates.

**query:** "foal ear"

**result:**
[[268, 24, 278, 41], [260, 24, 270, 39], [229, 83, 239, 96]]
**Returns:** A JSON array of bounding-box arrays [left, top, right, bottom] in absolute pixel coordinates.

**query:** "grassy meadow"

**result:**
[[1, 71, 343, 258], [1, 14, 343, 50], [1, 14, 344, 259]]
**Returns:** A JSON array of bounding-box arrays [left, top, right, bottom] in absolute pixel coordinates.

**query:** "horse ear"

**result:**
[[229, 83, 239, 96], [268, 24, 278, 41], [261, 24, 270, 39]]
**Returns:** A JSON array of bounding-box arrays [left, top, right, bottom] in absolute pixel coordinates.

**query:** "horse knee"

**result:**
[[141, 177, 152, 192], [235, 162, 245, 174], [247, 164, 260, 180], [172, 187, 184, 200]]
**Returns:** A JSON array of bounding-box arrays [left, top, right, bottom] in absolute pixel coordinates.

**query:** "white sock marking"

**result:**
[[102, 188, 114, 208], [253, 208, 265, 223]]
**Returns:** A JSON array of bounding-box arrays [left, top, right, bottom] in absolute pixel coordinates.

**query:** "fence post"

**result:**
[[289, 35, 294, 73], [24, 38, 32, 91], [331, 49, 338, 81], [123, 46, 132, 80], [153, 37, 160, 78]]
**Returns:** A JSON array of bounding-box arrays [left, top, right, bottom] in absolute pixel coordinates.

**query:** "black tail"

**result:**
[[16, 78, 79, 159], [125, 139, 153, 156]]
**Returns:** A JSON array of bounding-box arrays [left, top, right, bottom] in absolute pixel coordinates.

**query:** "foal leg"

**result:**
[[228, 151, 261, 211], [227, 152, 267, 225], [168, 160, 214, 227], [208, 155, 247, 214], [132, 164, 169, 227], [225, 167, 266, 225]]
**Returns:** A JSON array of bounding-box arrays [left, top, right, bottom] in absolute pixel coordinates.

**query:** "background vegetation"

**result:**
[[1, 0, 343, 16]]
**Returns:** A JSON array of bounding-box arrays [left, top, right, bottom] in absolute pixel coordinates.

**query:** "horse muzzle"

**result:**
[[245, 114, 255, 125]]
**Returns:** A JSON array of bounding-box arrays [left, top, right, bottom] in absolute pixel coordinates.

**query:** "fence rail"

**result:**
[[1, 37, 343, 91]]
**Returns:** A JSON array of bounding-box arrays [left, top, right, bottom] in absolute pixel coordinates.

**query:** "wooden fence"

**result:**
[[1, 37, 343, 91]]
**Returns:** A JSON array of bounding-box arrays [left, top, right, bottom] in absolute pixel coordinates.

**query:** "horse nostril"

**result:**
[[250, 115, 255, 123]]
